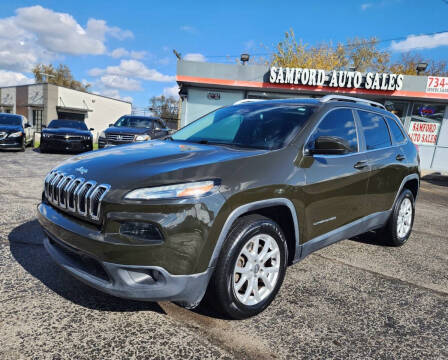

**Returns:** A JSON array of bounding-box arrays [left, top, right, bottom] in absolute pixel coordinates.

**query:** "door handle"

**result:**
[[396, 154, 406, 161], [354, 160, 368, 170]]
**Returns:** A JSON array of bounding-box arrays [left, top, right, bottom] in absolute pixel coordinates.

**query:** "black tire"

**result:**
[[381, 189, 415, 246], [20, 138, 26, 152], [206, 214, 288, 319]]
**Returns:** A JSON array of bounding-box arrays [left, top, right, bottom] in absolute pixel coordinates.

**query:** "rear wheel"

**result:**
[[365, 189, 415, 246], [206, 214, 288, 319]]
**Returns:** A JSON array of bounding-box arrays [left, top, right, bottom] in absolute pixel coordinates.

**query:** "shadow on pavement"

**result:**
[[9, 219, 165, 314], [422, 173, 448, 188], [349, 230, 394, 247]]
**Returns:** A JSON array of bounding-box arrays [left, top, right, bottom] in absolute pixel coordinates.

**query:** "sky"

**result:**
[[1, 0, 448, 108]]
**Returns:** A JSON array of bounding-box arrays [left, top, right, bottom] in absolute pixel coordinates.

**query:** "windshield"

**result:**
[[48, 120, 88, 130], [172, 103, 316, 150], [0, 115, 21, 126], [114, 116, 153, 128]]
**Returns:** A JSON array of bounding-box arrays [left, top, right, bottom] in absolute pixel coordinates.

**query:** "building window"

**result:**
[[407, 103, 445, 146], [33, 109, 43, 132], [384, 101, 409, 124]]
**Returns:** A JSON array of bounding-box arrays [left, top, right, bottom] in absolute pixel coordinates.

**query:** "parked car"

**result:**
[[40, 120, 94, 153], [98, 115, 170, 148], [0, 113, 33, 151], [37, 95, 420, 319]]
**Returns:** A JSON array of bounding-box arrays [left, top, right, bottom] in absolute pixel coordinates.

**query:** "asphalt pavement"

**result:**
[[0, 148, 447, 359]]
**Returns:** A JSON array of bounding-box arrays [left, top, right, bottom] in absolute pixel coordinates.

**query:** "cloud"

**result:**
[[99, 89, 133, 103], [390, 32, 448, 52], [361, 3, 372, 10], [88, 59, 175, 82], [183, 53, 206, 62], [99, 75, 142, 91], [110, 48, 147, 59], [0, 5, 132, 71], [0, 70, 33, 87], [180, 25, 197, 34], [163, 85, 179, 98]]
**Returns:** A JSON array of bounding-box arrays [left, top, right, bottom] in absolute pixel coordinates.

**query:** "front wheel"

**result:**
[[206, 214, 288, 319]]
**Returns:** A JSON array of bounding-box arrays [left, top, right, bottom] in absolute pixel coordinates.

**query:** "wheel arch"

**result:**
[[394, 174, 420, 206], [208, 198, 300, 269]]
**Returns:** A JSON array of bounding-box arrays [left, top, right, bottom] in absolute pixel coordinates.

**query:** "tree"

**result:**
[[271, 29, 448, 75], [149, 95, 180, 128], [32, 64, 90, 91]]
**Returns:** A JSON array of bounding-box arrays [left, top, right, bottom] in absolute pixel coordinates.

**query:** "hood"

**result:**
[[0, 125, 22, 133], [54, 140, 266, 188], [43, 128, 91, 136], [105, 126, 150, 135]]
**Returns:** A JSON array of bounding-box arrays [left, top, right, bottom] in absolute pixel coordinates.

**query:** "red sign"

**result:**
[[426, 76, 448, 94], [408, 121, 440, 145]]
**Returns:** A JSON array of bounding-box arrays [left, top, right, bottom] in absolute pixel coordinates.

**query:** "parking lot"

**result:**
[[0, 148, 447, 360]]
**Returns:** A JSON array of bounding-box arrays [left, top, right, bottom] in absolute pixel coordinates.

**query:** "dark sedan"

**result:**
[[98, 115, 170, 148], [40, 120, 94, 153], [0, 113, 33, 151]]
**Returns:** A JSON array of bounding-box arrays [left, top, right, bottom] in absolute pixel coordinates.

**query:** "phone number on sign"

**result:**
[[426, 76, 448, 93]]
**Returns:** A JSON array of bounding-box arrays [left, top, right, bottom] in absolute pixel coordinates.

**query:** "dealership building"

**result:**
[[0, 83, 132, 136], [177, 61, 448, 172]]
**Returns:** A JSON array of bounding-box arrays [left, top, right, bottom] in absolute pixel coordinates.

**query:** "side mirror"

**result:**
[[25, 123, 31, 128], [89, 128, 94, 131], [42, 125, 46, 129], [308, 136, 352, 155], [109, 123, 114, 127]]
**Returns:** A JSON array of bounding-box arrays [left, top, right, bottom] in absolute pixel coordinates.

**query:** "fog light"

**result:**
[[120, 222, 164, 243]]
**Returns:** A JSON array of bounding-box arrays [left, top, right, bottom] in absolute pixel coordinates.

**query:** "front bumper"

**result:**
[[0, 135, 23, 149], [41, 138, 92, 152], [43, 235, 211, 307], [37, 200, 220, 306]]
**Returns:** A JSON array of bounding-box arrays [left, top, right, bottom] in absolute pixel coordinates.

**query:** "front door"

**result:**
[[302, 108, 370, 241]]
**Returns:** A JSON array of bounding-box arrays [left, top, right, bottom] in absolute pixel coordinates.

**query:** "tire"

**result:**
[[382, 189, 415, 246], [20, 138, 26, 152], [206, 214, 288, 319]]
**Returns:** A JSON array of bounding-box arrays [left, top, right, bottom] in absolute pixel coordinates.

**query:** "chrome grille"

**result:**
[[44, 170, 110, 222], [106, 133, 135, 142]]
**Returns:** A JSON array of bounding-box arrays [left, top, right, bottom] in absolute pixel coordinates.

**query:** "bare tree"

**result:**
[[32, 64, 90, 91]]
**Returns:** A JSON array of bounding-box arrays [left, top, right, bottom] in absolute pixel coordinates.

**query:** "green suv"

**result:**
[[38, 95, 420, 319]]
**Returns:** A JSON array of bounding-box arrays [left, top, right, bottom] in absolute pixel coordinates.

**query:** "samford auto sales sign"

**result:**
[[408, 121, 440, 145], [269, 67, 404, 91]]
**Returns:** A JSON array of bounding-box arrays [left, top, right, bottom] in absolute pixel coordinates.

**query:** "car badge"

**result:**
[[117, 135, 122, 140], [75, 167, 88, 175]]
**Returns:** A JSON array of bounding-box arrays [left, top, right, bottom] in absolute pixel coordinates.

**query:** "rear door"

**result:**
[[303, 108, 370, 240], [356, 110, 404, 213]]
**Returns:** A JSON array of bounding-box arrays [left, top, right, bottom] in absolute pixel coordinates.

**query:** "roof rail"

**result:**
[[233, 99, 265, 105], [319, 95, 386, 110]]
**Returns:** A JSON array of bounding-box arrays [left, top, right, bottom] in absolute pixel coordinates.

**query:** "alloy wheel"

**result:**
[[232, 234, 280, 306]]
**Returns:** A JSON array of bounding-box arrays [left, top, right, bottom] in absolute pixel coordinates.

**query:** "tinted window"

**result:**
[[386, 117, 406, 143], [172, 103, 315, 150], [115, 116, 153, 128], [0, 115, 21, 126], [309, 108, 358, 153], [358, 111, 391, 150], [48, 120, 88, 130]]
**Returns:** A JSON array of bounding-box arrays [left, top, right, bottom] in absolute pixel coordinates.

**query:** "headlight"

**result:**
[[8, 131, 23, 137], [42, 133, 51, 138], [124, 180, 217, 200], [100, 131, 106, 138], [135, 135, 150, 142]]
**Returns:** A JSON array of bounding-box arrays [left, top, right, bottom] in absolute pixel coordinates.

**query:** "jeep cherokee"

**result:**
[[37, 95, 420, 319]]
